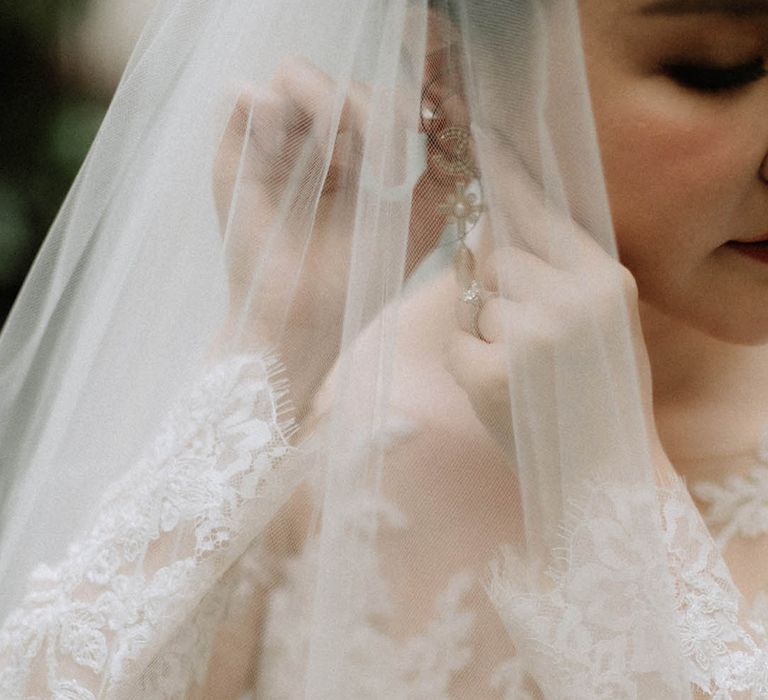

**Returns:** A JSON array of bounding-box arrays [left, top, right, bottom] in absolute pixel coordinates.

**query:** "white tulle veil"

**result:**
[[0, 0, 761, 697]]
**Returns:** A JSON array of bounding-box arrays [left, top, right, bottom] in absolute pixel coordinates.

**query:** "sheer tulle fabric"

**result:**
[[0, 0, 766, 698]]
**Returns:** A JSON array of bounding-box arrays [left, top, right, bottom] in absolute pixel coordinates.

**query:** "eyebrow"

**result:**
[[640, 0, 768, 16]]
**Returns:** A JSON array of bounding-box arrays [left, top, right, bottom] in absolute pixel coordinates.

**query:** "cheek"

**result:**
[[593, 92, 749, 274], [599, 99, 740, 225], [590, 89, 768, 343]]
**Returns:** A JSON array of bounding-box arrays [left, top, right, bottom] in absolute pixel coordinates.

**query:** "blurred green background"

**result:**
[[0, 0, 148, 328]]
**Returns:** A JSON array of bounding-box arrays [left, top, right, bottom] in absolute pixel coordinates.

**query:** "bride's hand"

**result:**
[[444, 170, 676, 483], [209, 57, 369, 418]]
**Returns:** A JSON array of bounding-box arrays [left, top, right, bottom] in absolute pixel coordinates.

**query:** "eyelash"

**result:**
[[662, 57, 768, 93]]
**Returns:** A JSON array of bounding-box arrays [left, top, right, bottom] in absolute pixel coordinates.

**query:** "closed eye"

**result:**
[[662, 57, 767, 92]]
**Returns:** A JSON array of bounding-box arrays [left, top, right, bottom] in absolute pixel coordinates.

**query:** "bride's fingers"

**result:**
[[447, 300, 560, 394], [272, 56, 371, 164], [444, 329, 501, 396], [232, 88, 295, 182], [454, 293, 483, 338], [475, 296, 512, 345], [482, 149, 614, 273], [213, 84, 259, 225], [479, 246, 567, 301], [215, 85, 286, 176], [218, 58, 370, 186], [477, 298, 560, 351], [477, 233, 637, 330]]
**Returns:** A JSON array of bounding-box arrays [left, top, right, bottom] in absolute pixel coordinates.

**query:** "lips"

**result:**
[[731, 233, 768, 244], [725, 238, 768, 264]]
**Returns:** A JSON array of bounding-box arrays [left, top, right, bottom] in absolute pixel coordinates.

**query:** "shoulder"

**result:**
[[306, 268, 522, 609]]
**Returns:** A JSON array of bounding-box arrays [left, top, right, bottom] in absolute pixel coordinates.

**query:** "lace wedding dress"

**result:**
[[2, 351, 768, 699]]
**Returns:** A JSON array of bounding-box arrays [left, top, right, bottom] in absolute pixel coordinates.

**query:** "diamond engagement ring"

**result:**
[[457, 279, 489, 342]]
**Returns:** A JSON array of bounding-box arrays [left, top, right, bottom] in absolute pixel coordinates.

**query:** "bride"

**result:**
[[1, 0, 768, 697]]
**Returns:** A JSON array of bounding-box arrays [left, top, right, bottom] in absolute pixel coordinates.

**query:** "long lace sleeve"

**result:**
[[0, 353, 301, 700]]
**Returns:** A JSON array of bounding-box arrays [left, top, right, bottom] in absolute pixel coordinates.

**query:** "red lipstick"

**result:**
[[726, 235, 768, 264]]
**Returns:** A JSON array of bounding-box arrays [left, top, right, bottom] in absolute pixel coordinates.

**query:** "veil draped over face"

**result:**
[[1, 0, 766, 698]]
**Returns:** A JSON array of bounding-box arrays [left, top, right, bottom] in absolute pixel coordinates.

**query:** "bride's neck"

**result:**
[[640, 300, 768, 470], [639, 301, 766, 403]]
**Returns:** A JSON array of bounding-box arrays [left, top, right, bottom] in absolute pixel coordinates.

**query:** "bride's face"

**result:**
[[579, 0, 768, 344]]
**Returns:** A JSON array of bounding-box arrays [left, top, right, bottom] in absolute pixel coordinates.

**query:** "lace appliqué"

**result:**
[[661, 483, 768, 698], [0, 353, 297, 700], [256, 416, 525, 699], [258, 501, 482, 698], [486, 478, 768, 699], [690, 466, 768, 549], [257, 506, 527, 699]]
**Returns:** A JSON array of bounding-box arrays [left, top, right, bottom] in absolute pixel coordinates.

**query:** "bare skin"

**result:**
[[314, 0, 768, 620], [577, 8, 768, 610], [206, 2, 768, 694], [579, 0, 768, 480]]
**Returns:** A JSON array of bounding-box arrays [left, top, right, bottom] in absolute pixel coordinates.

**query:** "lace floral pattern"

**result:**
[[691, 466, 768, 548], [660, 483, 768, 698], [0, 353, 297, 699], [256, 499, 529, 699], [4, 353, 768, 698], [255, 418, 528, 699], [486, 478, 768, 699]]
